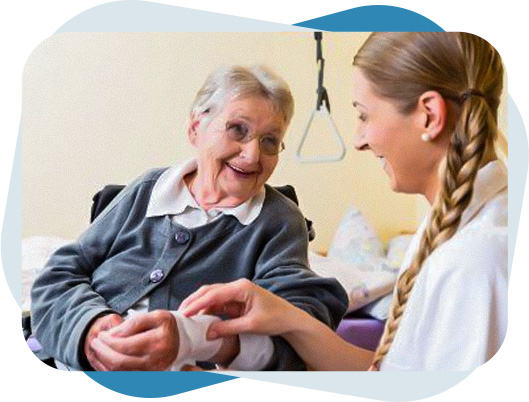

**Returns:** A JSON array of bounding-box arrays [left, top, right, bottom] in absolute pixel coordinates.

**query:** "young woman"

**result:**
[[179, 32, 507, 371]]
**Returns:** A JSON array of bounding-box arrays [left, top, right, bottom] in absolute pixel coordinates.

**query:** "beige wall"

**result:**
[[22, 32, 507, 251]]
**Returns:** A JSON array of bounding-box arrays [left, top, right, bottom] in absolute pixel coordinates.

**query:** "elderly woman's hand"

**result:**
[[84, 313, 124, 369], [179, 279, 301, 340], [87, 310, 179, 371]]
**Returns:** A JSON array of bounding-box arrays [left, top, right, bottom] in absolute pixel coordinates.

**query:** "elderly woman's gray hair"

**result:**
[[191, 65, 295, 126]]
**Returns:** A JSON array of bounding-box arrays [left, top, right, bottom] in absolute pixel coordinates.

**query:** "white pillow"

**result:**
[[309, 251, 396, 312], [310, 207, 413, 315], [327, 207, 385, 264], [385, 234, 414, 269], [359, 234, 413, 320]]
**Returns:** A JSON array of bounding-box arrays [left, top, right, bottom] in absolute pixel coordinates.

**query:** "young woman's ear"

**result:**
[[417, 91, 448, 142]]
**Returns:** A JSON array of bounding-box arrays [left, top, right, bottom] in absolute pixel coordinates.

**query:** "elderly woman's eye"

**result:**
[[262, 136, 279, 147], [227, 123, 248, 140], [261, 136, 280, 153]]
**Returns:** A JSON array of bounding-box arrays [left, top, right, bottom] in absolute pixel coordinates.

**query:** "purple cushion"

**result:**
[[336, 318, 385, 351], [27, 334, 44, 353]]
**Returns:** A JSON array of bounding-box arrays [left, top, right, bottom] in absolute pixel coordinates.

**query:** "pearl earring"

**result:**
[[421, 133, 431, 142]]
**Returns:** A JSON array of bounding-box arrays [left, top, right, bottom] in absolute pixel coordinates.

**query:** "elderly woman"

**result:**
[[30, 65, 348, 371]]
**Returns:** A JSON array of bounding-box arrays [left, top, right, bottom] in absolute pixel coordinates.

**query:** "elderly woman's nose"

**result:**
[[240, 138, 261, 161]]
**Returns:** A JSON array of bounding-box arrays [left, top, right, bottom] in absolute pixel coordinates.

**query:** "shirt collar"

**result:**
[[146, 159, 265, 226], [415, 159, 507, 236], [459, 159, 507, 227], [401, 159, 507, 276]]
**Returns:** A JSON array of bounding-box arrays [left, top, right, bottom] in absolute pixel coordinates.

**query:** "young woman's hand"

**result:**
[[179, 279, 300, 340], [180, 279, 374, 371]]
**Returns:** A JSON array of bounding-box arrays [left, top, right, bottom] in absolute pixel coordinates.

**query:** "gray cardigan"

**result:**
[[31, 168, 348, 370]]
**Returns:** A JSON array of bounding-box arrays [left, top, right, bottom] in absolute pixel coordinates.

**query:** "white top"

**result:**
[[381, 160, 508, 371]]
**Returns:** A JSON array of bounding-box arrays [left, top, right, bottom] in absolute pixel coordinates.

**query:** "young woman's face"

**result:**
[[189, 95, 286, 205], [352, 69, 436, 196]]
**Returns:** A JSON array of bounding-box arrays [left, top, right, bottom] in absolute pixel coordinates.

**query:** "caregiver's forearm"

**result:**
[[283, 309, 374, 371]]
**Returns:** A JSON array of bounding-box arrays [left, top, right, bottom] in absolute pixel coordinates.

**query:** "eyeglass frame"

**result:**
[[197, 107, 287, 156], [224, 122, 286, 156]]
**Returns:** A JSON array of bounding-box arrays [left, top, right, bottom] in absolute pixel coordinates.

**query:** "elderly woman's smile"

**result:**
[[225, 162, 258, 176], [188, 96, 287, 209]]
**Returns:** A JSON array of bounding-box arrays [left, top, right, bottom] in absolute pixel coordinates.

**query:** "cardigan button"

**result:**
[[149, 269, 165, 283], [175, 230, 190, 244]]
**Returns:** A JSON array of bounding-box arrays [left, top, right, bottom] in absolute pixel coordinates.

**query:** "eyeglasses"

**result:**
[[225, 122, 285, 156]]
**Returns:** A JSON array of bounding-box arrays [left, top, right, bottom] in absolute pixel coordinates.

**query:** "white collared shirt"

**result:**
[[145, 158, 265, 227], [130, 159, 273, 371], [381, 160, 508, 370]]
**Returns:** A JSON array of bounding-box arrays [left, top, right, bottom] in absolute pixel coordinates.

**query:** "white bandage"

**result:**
[[168, 312, 223, 371], [226, 334, 275, 371]]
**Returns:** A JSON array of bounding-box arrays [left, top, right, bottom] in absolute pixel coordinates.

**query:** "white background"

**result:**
[[1, 1, 527, 401]]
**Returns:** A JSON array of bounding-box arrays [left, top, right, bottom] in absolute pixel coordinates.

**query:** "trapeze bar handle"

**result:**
[[296, 105, 346, 163]]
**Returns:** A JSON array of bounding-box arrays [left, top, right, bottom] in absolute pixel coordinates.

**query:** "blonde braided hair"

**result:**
[[353, 32, 503, 370]]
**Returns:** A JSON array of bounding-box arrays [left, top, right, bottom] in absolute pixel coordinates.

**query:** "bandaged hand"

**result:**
[[87, 310, 240, 371], [179, 278, 300, 339]]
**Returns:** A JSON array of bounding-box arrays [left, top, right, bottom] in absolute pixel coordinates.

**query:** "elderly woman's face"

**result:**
[[189, 95, 286, 205]]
